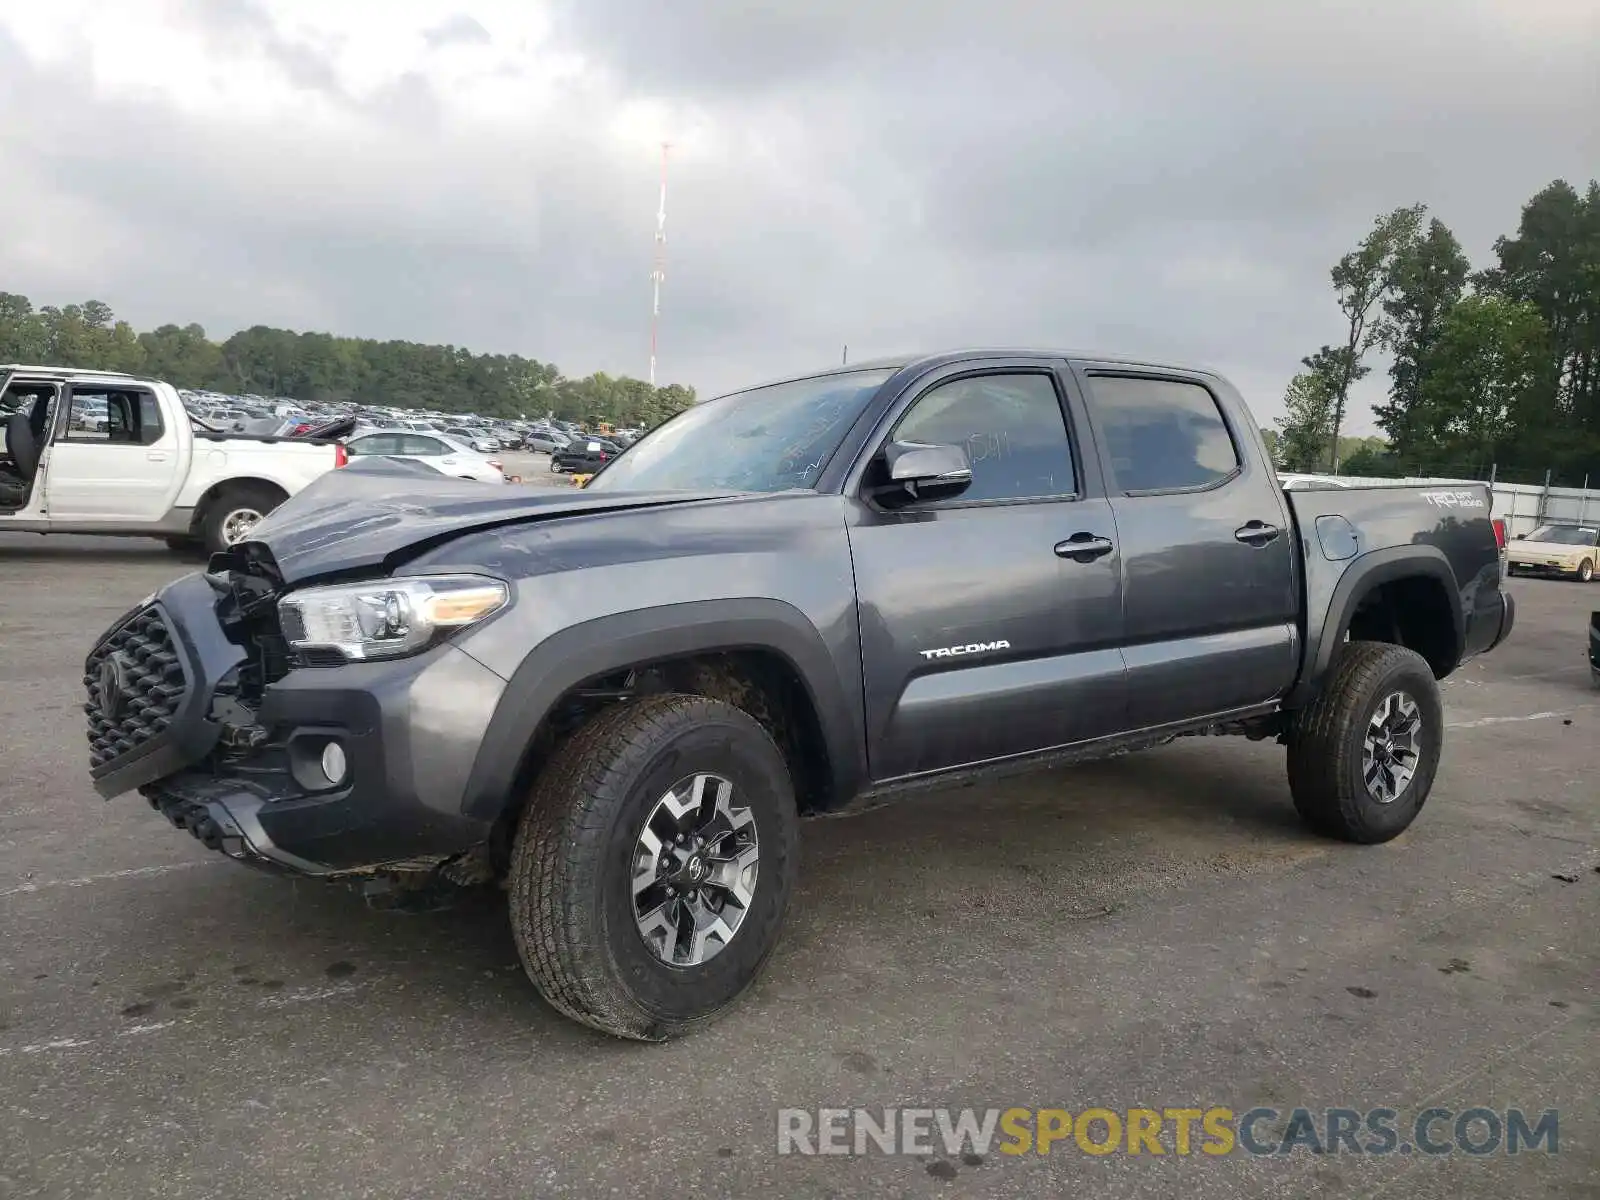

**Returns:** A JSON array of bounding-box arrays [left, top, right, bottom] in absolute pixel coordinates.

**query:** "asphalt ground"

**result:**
[[1, 512, 1595, 1199]]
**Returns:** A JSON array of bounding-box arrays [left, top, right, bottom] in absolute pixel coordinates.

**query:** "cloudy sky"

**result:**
[[1, 0, 1596, 429]]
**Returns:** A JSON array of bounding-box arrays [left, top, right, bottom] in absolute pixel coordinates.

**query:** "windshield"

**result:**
[[1527, 524, 1598, 546], [584, 368, 896, 493]]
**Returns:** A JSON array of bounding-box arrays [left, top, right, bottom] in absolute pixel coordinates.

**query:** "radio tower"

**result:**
[[649, 142, 670, 388]]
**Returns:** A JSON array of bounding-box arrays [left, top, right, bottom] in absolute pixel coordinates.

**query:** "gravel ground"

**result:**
[[0, 522, 1595, 1199]]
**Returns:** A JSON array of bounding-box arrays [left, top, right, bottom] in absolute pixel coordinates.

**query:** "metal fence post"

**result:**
[[1540, 469, 1552, 524]]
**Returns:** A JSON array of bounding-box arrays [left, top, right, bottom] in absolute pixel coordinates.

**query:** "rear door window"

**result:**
[[1082, 376, 1240, 494]]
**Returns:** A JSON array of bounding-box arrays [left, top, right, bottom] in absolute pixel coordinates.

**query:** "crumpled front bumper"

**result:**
[[85, 571, 510, 877]]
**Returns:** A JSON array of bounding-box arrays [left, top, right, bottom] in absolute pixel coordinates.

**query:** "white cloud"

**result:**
[[0, 0, 1595, 436]]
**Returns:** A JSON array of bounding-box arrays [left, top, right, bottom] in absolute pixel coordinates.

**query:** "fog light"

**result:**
[[320, 741, 348, 786]]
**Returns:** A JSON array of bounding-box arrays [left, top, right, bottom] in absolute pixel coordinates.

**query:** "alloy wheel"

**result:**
[[1362, 691, 1422, 804], [631, 772, 760, 968]]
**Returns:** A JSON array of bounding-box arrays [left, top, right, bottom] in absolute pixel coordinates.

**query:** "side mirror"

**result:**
[[1513, 534, 1523, 540], [881, 440, 973, 504]]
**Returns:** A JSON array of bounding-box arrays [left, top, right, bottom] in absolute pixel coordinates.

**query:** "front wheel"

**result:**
[[1286, 641, 1443, 844], [202, 483, 285, 554], [508, 694, 799, 1040], [1577, 558, 1594, 582]]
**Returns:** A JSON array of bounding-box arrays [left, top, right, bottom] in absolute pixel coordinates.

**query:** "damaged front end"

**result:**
[[84, 544, 504, 899]]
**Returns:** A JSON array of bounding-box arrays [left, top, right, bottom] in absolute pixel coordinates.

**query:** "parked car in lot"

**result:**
[[1506, 522, 1599, 581], [550, 436, 620, 474], [342, 430, 506, 483], [449, 427, 500, 454], [85, 349, 1515, 1041], [1, 365, 345, 552], [524, 429, 571, 454]]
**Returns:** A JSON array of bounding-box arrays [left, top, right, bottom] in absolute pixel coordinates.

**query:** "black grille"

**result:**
[[83, 607, 189, 768]]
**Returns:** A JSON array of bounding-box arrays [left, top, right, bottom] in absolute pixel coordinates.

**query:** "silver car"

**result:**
[[524, 430, 571, 454]]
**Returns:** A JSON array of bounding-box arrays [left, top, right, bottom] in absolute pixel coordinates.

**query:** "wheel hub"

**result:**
[[1362, 691, 1422, 804], [222, 507, 264, 544], [632, 772, 760, 967]]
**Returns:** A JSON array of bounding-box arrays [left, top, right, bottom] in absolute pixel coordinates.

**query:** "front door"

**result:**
[[1075, 368, 1299, 727], [848, 362, 1128, 782], [45, 386, 184, 522]]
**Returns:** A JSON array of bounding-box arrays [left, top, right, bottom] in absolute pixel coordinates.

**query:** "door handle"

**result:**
[[147, 451, 168, 462], [1235, 520, 1282, 546], [1055, 533, 1114, 562]]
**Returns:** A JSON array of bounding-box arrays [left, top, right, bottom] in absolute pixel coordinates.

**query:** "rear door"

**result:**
[[45, 386, 183, 522], [1072, 365, 1299, 727], [848, 359, 1128, 781]]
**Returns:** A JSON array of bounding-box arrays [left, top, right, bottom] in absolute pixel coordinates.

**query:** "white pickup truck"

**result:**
[[0, 365, 345, 554]]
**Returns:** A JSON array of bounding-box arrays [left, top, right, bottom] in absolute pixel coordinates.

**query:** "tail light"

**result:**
[[334, 443, 348, 468], [1492, 518, 1507, 549]]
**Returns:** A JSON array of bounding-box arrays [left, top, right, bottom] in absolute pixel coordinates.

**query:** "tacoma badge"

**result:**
[[920, 640, 1011, 661]]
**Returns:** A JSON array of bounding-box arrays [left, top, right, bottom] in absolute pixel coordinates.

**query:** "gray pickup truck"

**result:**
[[85, 350, 1515, 1040]]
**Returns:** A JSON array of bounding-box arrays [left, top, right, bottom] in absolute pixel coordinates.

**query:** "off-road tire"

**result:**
[[1577, 558, 1594, 583], [201, 482, 285, 555], [1286, 640, 1443, 844], [508, 694, 799, 1040]]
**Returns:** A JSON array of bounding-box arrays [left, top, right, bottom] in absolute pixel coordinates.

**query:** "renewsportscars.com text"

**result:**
[[776, 1106, 1559, 1158]]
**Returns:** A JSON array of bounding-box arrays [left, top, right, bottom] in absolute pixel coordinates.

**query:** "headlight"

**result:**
[[278, 574, 509, 662]]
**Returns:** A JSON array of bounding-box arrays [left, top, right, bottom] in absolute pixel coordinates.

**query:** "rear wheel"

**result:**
[[508, 694, 799, 1040], [1286, 641, 1443, 843], [202, 483, 285, 554]]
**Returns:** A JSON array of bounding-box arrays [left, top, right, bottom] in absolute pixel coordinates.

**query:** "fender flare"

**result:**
[[459, 598, 865, 820], [1293, 545, 1463, 706]]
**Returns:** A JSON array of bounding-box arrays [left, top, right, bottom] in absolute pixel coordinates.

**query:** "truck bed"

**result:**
[[1283, 481, 1508, 700]]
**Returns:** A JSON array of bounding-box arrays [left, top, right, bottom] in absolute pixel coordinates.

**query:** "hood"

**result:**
[[238, 457, 741, 583]]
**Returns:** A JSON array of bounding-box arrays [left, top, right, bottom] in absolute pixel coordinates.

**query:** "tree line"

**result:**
[[0, 295, 697, 429], [1274, 179, 1600, 484]]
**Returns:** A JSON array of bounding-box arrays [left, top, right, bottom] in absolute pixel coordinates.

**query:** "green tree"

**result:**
[[1412, 295, 1550, 470], [1476, 178, 1600, 447], [1274, 365, 1338, 472], [1338, 441, 1398, 477], [1376, 218, 1470, 459], [0, 292, 48, 361], [1259, 427, 1280, 462], [139, 323, 226, 384], [1, 287, 697, 421], [1324, 204, 1427, 470]]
